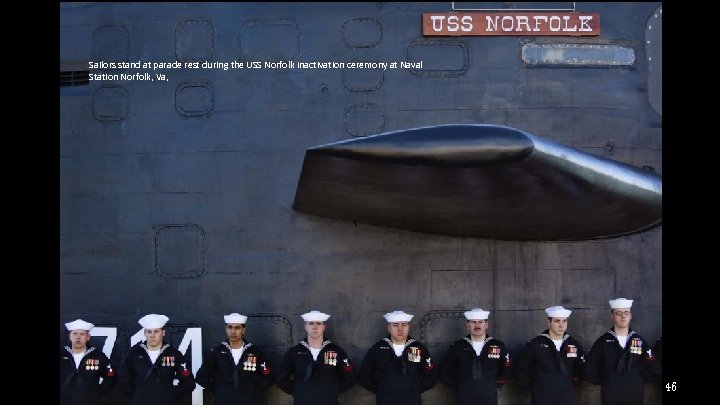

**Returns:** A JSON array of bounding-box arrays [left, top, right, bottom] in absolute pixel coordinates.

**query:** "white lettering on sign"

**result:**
[[534, 16, 548, 31], [448, 15, 460, 31], [580, 16, 593, 31], [444, 15, 472, 32], [423, 12, 600, 36], [487, 15, 576, 32], [562, 15, 577, 32], [549, 16, 562, 31], [516, 16, 531, 32], [461, 16, 473, 31], [431, 15, 474, 32], [501, 16, 514, 31], [431, 15, 444, 31]]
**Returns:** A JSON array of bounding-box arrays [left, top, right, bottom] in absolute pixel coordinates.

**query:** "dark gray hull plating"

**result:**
[[61, 3, 663, 404]]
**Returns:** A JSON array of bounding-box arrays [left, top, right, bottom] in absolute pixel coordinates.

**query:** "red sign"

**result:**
[[423, 12, 600, 36]]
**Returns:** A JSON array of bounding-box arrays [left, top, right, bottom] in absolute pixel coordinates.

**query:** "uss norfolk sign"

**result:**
[[423, 12, 600, 36]]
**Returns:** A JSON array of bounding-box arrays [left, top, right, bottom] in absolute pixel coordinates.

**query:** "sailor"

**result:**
[[117, 314, 196, 405], [358, 310, 438, 405], [276, 310, 356, 405], [196, 313, 274, 405], [584, 298, 658, 405], [60, 319, 117, 405], [439, 308, 512, 405], [514, 305, 585, 405]]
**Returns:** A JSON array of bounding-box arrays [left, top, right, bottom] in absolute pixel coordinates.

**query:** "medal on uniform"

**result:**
[[244, 354, 256, 371], [325, 351, 337, 366], [408, 347, 421, 362], [329, 351, 337, 366], [566, 345, 577, 357], [488, 345, 500, 359], [630, 338, 642, 355]]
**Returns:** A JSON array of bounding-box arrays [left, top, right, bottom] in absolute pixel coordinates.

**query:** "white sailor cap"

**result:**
[[301, 310, 330, 322], [224, 313, 248, 324], [609, 298, 634, 309], [545, 306, 572, 318], [138, 314, 169, 329], [384, 310, 413, 323], [65, 319, 94, 331], [464, 308, 490, 320]]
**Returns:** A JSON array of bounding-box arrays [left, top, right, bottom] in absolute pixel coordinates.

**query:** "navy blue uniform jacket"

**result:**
[[276, 339, 356, 405], [358, 337, 438, 405], [196, 340, 273, 405], [439, 336, 512, 405], [60, 345, 117, 405], [118, 342, 196, 405]]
